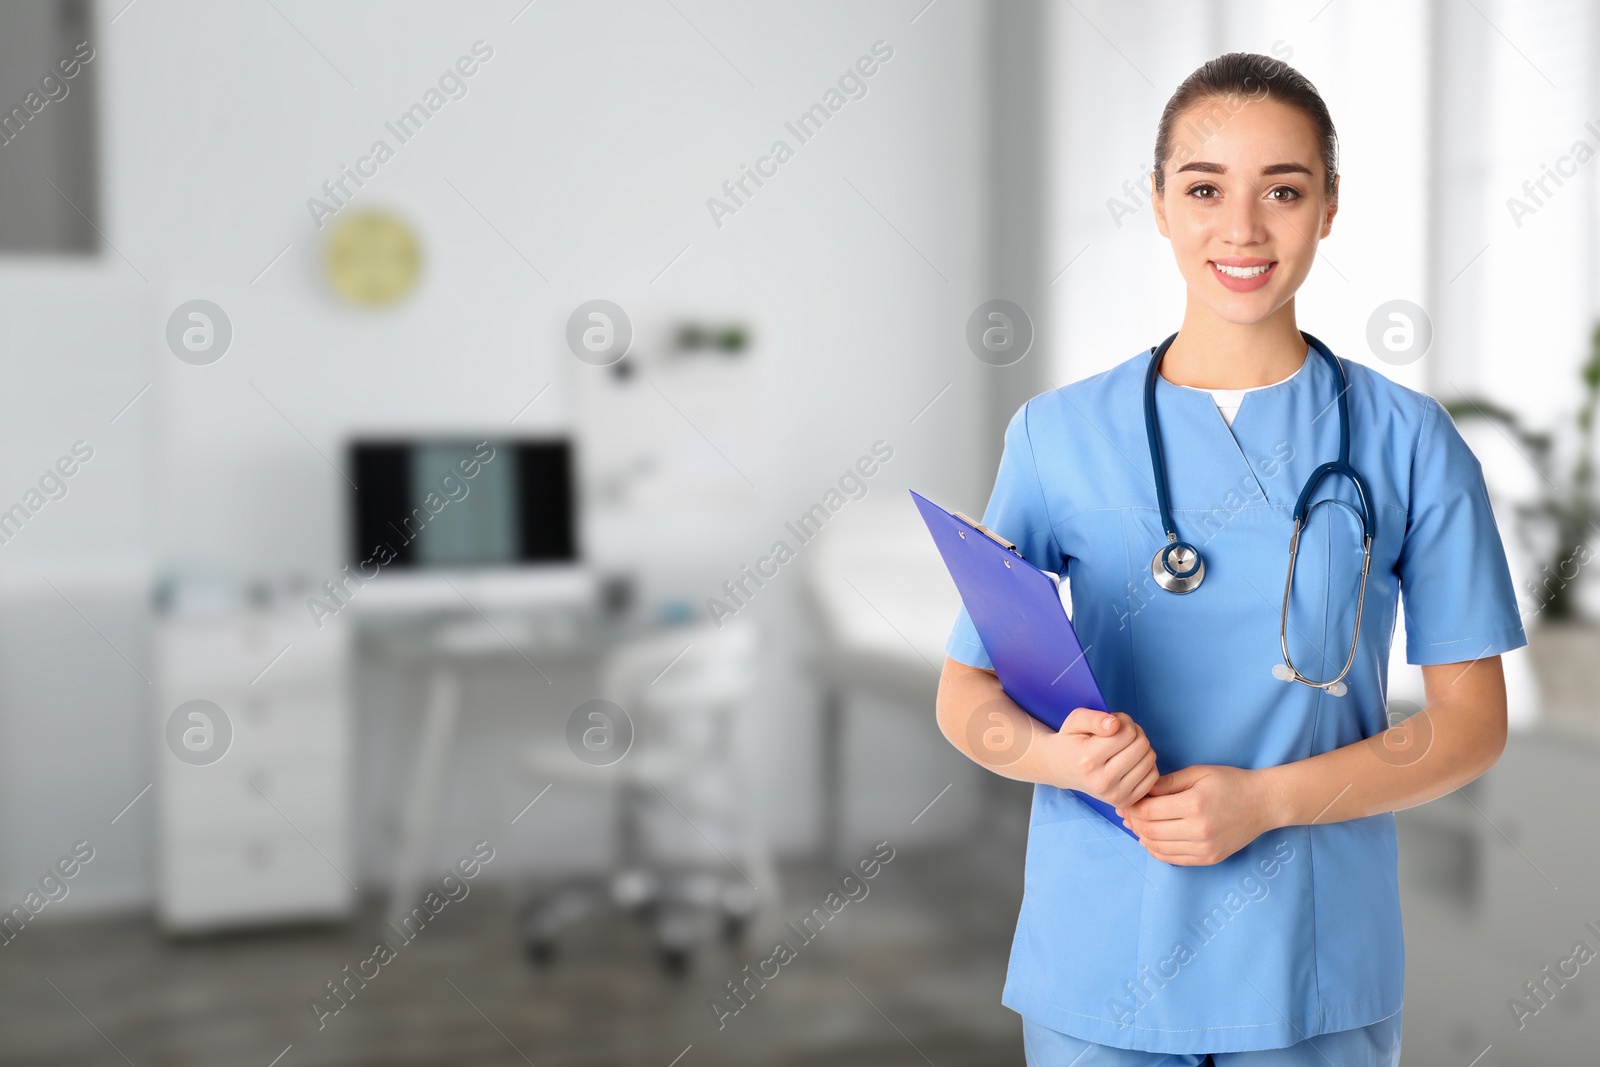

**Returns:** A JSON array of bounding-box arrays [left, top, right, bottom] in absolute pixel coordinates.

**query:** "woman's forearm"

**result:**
[[1256, 656, 1509, 830], [936, 657, 1160, 807], [935, 658, 1065, 788]]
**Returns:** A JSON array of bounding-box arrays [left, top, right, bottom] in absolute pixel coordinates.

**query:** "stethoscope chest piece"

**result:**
[[1151, 538, 1204, 593]]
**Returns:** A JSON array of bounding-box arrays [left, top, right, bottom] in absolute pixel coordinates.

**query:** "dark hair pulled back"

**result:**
[[1153, 52, 1338, 201]]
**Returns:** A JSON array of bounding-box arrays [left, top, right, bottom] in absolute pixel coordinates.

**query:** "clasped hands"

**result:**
[[1051, 708, 1276, 866]]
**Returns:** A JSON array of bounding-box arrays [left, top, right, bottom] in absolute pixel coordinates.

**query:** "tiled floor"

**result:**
[[0, 828, 1028, 1066]]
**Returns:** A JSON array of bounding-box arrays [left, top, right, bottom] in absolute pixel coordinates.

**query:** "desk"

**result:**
[[357, 605, 675, 929], [798, 500, 966, 864], [811, 646, 941, 865]]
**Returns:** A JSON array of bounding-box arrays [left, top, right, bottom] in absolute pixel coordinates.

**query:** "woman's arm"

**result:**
[[936, 656, 1161, 808], [1257, 654, 1509, 827], [1118, 655, 1509, 864]]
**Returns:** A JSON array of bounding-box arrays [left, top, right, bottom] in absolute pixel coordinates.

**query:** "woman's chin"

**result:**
[[1191, 294, 1284, 328]]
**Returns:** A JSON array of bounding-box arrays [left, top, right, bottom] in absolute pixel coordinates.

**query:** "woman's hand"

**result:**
[[1114, 764, 1276, 865], [1043, 708, 1161, 809]]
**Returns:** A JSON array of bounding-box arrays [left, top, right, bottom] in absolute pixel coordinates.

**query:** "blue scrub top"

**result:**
[[944, 342, 1527, 1054]]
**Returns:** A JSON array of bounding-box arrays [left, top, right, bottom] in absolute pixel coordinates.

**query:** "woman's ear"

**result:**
[[1150, 172, 1169, 237], [1320, 174, 1339, 238]]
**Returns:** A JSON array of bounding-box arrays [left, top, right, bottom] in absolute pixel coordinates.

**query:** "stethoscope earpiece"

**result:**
[[1272, 661, 1349, 697]]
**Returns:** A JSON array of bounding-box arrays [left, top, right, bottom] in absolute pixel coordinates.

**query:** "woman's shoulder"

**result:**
[[1339, 356, 1452, 440], [1013, 347, 1150, 428]]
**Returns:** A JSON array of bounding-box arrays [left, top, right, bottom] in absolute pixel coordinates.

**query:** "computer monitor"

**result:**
[[347, 437, 577, 570]]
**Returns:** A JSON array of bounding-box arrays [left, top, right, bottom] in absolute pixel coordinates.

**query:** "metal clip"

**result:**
[[953, 511, 1020, 555]]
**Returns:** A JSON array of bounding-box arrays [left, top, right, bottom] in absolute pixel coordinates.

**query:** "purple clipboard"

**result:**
[[912, 489, 1137, 840]]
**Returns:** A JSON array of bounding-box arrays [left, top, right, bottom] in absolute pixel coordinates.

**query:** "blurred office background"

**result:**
[[0, 0, 1595, 1064]]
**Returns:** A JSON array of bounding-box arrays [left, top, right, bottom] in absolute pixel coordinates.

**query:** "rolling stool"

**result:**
[[518, 615, 781, 974]]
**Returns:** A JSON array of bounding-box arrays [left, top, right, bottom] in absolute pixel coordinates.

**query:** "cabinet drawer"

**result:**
[[157, 691, 348, 765], [159, 828, 353, 931], [161, 751, 347, 839], [228, 692, 348, 762], [157, 614, 348, 692]]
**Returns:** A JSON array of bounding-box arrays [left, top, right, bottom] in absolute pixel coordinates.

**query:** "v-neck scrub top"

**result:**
[[1188, 355, 1308, 427], [943, 343, 1528, 1055]]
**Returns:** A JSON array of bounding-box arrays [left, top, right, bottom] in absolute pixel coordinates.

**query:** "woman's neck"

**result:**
[[1159, 306, 1308, 390]]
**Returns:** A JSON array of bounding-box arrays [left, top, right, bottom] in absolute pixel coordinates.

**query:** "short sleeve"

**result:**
[[943, 399, 1066, 670], [1396, 395, 1529, 665]]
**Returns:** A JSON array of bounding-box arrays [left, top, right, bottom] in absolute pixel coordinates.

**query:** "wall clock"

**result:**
[[325, 210, 421, 306]]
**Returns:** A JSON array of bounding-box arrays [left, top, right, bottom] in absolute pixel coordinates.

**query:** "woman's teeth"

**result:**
[[1214, 262, 1272, 278]]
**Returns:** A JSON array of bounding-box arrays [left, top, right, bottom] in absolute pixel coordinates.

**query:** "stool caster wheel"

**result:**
[[720, 883, 756, 943], [658, 944, 692, 976]]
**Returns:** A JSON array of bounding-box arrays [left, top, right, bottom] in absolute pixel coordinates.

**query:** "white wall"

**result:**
[[0, 0, 999, 911]]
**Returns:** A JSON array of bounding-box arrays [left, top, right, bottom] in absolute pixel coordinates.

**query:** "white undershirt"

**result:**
[[1173, 354, 1308, 427]]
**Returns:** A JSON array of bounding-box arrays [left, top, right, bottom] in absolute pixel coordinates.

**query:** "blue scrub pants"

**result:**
[[1021, 1009, 1402, 1066]]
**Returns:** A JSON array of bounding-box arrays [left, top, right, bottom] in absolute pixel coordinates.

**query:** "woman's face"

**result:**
[[1151, 95, 1337, 326]]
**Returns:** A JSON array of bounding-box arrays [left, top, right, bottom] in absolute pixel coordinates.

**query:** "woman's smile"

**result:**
[[1209, 256, 1277, 292]]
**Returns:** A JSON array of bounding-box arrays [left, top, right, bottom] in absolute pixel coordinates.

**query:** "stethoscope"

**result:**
[[1143, 330, 1375, 697]]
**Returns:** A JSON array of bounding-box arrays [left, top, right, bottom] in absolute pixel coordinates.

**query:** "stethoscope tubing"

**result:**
[[1143, 329, 1376, 694]]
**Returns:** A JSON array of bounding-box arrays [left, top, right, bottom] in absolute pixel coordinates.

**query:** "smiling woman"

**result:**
[[936, 50, 1524, 1067]]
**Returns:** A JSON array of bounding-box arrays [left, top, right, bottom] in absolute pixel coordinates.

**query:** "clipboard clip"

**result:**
[[953, 511, 1021, 556]]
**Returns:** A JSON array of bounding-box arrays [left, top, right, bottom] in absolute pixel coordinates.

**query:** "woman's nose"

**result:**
[[1223, 189, 1269, 243]]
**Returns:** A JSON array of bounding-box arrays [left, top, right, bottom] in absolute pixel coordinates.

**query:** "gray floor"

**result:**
[[14, 780, 1559, 1067], [0, 825, 1029, 1066]]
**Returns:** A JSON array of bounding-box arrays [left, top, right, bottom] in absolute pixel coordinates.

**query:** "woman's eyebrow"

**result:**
[[1174, 161, 1314, 178]]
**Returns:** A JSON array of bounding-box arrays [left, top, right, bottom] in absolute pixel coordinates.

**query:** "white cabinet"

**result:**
[[155, 610, 355, 931]]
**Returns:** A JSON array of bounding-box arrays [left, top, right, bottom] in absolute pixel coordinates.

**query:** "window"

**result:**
[[0, 0, 100, 253]]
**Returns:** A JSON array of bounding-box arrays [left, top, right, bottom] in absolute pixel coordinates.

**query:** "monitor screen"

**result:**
[[347, 438, 576, 569]]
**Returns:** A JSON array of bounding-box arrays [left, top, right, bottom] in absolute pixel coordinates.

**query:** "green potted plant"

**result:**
[[1444, 322, 1600, 622], [1445, 323, 1600, 717]]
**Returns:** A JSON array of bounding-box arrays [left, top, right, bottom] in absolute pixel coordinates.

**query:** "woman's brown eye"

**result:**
[[1189, 185, 1218, 199], [1269, 187, 1302, 202]]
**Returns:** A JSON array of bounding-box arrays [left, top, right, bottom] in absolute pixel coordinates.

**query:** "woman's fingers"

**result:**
[[1124, 792, 1205, 841], [1147, 849, 1207, 866], [1138, 829, 1207, 853], [1124, 783, 1195, 823], [1129, 819, 1203, 844], [1100, 731, 1151, 779], [1111, 747, 1156, 797], [1091, 716, 1144, 761], [1092, 740, 1157, 806], [1121, 753, 1160, 801]]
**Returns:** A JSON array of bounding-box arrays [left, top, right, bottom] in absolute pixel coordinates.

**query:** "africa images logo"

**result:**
[[306, 41, 494, 229], [1106, 839, 1296, 1026], [309, 841, 496, 1029], [708, 841, 896, 1029], [705, 40, 894, 229]]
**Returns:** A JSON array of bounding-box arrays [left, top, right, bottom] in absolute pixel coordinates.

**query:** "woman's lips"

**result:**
[[1210, 259, 1276, 292]]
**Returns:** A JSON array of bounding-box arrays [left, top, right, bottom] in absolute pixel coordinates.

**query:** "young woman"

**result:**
[[936, 52, 1525, 1066]]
